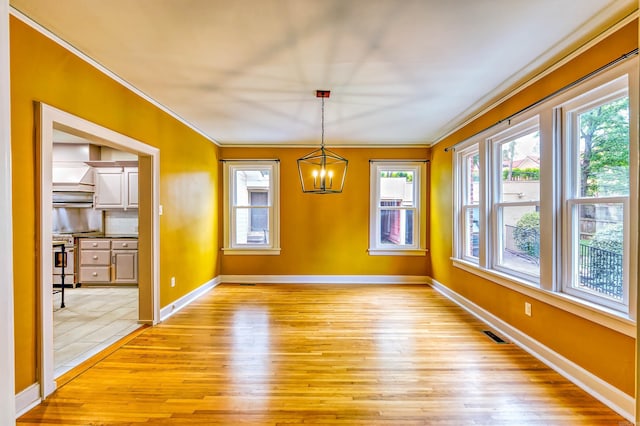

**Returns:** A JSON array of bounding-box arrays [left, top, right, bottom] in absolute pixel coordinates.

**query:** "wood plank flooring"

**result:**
[[19, 284, 630, 425]]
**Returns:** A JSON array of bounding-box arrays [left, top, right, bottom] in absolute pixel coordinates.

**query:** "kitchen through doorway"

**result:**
[[51, 135, 140, 377], [39, 103, 160, 399]]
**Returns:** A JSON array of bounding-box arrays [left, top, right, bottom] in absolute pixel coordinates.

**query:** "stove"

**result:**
[[52, 234, 77, 287]]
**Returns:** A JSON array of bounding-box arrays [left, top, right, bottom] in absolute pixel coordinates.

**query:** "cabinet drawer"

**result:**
[[79, 267, 110, 282], [111, 239, 138, 250], [80, 250, 111, 265], [80, 239, 111, 250]]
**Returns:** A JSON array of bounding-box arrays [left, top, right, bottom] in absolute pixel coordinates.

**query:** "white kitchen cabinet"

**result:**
[[78, 238, 138, 285], [113, 250, 138, 284], [94, 167, 138, 209], [78, 238, 111, 284]]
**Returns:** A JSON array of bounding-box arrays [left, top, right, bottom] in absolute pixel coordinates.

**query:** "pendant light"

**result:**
[[297, 90, 348, 194]]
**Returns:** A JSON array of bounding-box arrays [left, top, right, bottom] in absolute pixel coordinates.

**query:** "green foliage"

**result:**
[[513, 211, 540, 259], [580, 97, 629, 197], [380, 171, 413, 182], [588, 223, 623, 254], [503, 167, 539, 181]]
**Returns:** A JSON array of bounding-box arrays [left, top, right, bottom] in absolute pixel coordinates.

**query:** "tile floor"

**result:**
[[53, 286, 139, 377]]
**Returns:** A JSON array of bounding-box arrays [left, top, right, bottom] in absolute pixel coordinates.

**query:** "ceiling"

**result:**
[[10, 0, 637, 147]]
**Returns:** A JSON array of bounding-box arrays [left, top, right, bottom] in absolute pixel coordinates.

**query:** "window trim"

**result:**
[[369, 161, 427, 256], [223, 160, 280, 255], [488, 118, 540, 282]]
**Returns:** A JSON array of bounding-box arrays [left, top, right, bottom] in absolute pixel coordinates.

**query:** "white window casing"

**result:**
[[223, 160, 280, 255], [369, 161, 427, 256]]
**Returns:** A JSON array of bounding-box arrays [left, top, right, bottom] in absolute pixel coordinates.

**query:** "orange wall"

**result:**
[[220, 147, 431, 276], [10, 17, 220, 392], [430, 20, 638, 396]]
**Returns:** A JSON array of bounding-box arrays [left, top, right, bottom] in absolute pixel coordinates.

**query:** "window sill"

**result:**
[[223, 248, 281, 255], [369, 248, 428, 256], [451, 257, 635, 337]]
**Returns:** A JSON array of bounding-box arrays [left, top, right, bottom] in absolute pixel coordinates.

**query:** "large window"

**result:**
[[490, 120, 540, 280], [453, 59, 637, 318], [561, 76, 630, 310], [370, 161, 427, 255], [223, 161, 280, 254], [458, 147, 480, 262]]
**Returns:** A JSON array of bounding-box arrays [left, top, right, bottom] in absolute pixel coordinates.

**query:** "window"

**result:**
[[370, 161, 427, 255], [223, 161, 280, 254], [561, 76, 630, 310], [457, 147, 481, 262], [490, 119, 540, 280], [452, 58, 637, 319]]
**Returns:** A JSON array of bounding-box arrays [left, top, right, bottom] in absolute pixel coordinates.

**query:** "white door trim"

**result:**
[[0, 0, 15, 423], [38, 103, 160, 399]]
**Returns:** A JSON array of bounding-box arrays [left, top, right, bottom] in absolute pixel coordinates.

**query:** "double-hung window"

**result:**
[[489, 119, 540, 280], [560, 75, 631, 310], [369, 161, 427, 255], [223, 160, 280, 255], [457, 147, 481, 262]]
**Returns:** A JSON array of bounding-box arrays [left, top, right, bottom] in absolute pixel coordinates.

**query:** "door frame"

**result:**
[[0, 0, 15, 422], [37, 103, 160, 398]]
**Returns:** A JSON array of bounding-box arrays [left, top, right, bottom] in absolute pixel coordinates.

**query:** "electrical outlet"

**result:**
[[525, 302, 532, 317], [170, 276, 176, 288], [159, 204, 164, 215]]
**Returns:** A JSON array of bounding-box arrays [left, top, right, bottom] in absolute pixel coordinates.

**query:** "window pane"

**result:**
[[379, 171, 414, 207], [235, 207, 270, 245], [577, 96, 629, 197], [500, 131, 539, 202], [463, 153, 480, 205], [380, 209, 413, 245], [498, 205, 539, 276], [463, 207, 479, 258], [234, 169, 271, 206], [572, 203, 623, 301]]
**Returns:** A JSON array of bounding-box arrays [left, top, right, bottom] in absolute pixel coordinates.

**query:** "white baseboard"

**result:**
[[220, 275, 429, 285], [159, 276, 220, 322], [427, 277, 635, 423], [15, 383, 40, 418]]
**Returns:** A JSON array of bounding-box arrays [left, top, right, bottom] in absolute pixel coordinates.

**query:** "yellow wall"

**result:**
[[10, 17, 220, 392], [430, 20, 638, 396], [220, 147, 431, 276]]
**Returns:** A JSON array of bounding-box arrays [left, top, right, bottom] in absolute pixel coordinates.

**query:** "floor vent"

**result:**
[[239, 283, 256, 286], [482, 330, 508, 344]]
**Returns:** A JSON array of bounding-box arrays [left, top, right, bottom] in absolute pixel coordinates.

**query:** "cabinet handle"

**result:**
[[122, 243, 128, 247], [92, 242, 98, 247], [92, 272, 98, 277], [93, 255, 98, 260]]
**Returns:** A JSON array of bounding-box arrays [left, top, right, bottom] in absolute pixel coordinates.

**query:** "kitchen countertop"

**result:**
[[73, 233, 138, 238]]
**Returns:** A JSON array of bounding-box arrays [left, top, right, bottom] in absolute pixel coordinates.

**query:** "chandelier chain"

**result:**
[[321, 97, 325, 149]]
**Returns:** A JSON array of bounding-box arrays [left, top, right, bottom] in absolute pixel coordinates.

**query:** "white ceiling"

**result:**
[[10, 0, 637, 147]]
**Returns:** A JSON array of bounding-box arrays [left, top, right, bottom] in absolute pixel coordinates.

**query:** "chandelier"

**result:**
[[297, 90, 348, 194]]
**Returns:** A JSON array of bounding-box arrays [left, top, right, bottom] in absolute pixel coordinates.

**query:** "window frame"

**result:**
[[455, 146, 482, 264], [559, 77, 631, 311], [451, 57, 637, 326], [369, 161, 427, 256], [488, 118, 541, 282], [223, 160, 280, 255]]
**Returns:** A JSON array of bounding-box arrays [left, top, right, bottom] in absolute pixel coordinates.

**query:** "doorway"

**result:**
[[38, 103, 160, 398]]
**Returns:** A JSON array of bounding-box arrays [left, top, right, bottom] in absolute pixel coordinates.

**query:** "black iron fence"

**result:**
[[578, 243, 622, 299], [505, 225, 622, 299]]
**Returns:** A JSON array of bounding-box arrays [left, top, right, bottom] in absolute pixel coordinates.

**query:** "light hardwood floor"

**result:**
[[21, 284, 629, 425]]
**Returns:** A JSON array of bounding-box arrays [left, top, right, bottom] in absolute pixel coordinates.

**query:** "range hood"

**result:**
[[52, 190, 94, 208], [52, 162, 94, 193]]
